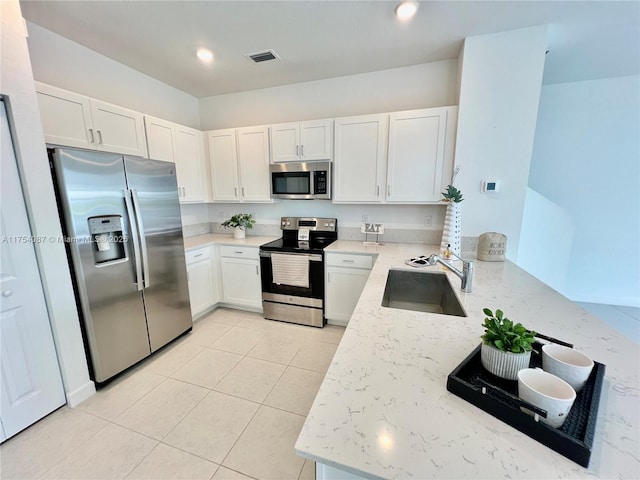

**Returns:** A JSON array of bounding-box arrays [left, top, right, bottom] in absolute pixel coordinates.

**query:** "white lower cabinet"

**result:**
[[219, 246, 262, 309], [325, 253, 375, 325], [186, 246, 218, 317]]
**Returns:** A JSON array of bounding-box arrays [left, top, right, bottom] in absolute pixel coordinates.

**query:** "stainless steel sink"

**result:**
[[381, 269, 467, 317]]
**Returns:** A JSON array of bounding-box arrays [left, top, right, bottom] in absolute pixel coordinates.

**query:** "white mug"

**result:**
[[542, 344, 594, 392], [518, 368, 576, 428]]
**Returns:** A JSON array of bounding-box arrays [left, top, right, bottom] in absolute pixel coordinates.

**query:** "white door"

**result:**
[[325, 267, 371, 325], [208, 129, 240, 202], [237, 126, 271, 202], [220, 258, 261, 308], [300, 120, 332, 161], [0, 101, 66, 441], [270, 122, 300, 163], [90, 99, 147, 157], [333, 114, 388, 203], [35, 82, 94, 150], [387, 108, 448, 203], [187, 259, 215, 315], [145, 116, 176, 162], [175, 127, 205, 202]]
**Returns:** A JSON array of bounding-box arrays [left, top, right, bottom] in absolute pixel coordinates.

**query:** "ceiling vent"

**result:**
[[245, 49, 280, 63]]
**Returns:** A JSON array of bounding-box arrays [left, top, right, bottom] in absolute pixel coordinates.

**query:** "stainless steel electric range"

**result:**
[[259, 217, 337, 328]]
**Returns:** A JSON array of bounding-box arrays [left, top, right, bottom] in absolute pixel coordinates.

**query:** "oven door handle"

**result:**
[[259, 251, 322, 262]]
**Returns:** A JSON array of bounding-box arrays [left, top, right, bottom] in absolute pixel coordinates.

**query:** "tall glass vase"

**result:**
[[440, 201, 462, 257]]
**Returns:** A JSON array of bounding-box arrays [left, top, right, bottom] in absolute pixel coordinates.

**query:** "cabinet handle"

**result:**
[[376, 185, 380, 197], [327, 272, 330, 283], [242, 187, 245, 197], [194, 254, 203, 258], [234, 187, 238, 197], [234, 251, 243, 254], [88, 128, 95, 144], [301, 144, 304, 156], [342, 259, 355, 263], [256, 265, 259, 275], [296, 145, 300, 156], [97, 130, 103, 145], [387, 185, 391, 196]]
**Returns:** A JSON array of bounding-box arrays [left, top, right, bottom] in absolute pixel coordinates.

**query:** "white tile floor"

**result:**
[[1, 309, 345, 480]]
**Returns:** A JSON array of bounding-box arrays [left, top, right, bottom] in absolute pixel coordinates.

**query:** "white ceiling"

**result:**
[[20, 0, 640, 98]]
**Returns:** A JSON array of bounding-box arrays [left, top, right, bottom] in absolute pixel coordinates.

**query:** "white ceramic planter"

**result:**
[[233, 226, 245, 239], [481, 343, 531, 380]]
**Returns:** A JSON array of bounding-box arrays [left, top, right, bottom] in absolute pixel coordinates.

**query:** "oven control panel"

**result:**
[[280, 217, 336, 232]]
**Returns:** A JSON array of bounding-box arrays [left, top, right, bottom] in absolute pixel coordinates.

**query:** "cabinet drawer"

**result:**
[[220, 245, 259, 260], [326, 253, 373, 269], [185, 247, 211, 265]]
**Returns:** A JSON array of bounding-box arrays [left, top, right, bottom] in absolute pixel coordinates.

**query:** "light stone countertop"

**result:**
[[295, 241, 640, 479], [183, 233, 279, 251]]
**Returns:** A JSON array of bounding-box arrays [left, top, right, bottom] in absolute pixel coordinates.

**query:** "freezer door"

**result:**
[[124, 156, 192, 351], [51, 148, 151, 383]]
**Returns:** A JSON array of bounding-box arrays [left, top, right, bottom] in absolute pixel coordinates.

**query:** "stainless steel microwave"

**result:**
[[270, 161, 331, 200]]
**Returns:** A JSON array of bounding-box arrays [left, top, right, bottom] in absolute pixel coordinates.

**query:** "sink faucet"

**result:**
[[426, 253, 474, 293]]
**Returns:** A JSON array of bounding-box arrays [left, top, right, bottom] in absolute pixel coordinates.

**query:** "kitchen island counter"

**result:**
[[296, 241, 639, 479], [183, 233, 278, 251]]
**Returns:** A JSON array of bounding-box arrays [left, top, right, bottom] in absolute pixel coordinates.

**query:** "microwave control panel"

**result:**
[[314, 171, 327, 195]]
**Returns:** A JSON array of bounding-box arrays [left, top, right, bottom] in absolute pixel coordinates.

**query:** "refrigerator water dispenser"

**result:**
[[88, 216, 126, 264]]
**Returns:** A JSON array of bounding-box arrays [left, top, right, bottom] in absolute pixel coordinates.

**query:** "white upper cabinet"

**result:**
[[207, 126, 272, 203], [144, 115, 206, 203], [270, 119, 332, 163], [333, 114, 389, 203], [35, 82, 147, 157], [387, 106, 458, 203], [236, 126, 271, 202], [332, 106, 458, 204]]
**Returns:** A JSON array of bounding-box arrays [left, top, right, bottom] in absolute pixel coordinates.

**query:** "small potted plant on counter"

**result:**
[[480, 308, 536, 380], [222, 213, 255, 239]]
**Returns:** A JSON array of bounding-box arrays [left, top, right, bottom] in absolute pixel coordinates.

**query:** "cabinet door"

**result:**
[[386, 107, 449, 203], [35, 82, 94, 149], [325, 266, 371, 325], [145, 116, 175, 162], [187, 259, 216, 316], [175, 127, 205, 202], [300, 120, 332, 161], [333, 114, 388, 203], [270, 122, 300, 163], [208, 129, 240, 202], [91, 100, 147, 157], [220, 257, 261, 308], [237, 126, 271, 202]]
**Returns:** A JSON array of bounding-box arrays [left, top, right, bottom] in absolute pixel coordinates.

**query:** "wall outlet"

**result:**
[[219, 211, 225, 221], [424, 215, 433, 226], [362, 214, 368, 222]]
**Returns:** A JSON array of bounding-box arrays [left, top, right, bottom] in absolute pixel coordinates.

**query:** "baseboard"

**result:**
[[65, 380, 96, 407]]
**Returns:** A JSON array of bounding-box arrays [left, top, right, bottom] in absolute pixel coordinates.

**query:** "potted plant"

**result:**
[[221, 213, 255, 239], [480, 308, 536, 380]]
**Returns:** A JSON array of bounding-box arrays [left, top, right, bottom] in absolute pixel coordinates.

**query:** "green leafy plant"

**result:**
[[481, 308, 536, 353], [441, 185, 464, 203], [221, 213, 255, 230]]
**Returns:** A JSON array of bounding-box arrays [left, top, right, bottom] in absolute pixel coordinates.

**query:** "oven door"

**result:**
[[260, 250, 325, 327]]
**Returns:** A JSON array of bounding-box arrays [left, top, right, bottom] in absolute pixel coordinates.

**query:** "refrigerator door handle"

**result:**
[[123, 189, 144, 291], [130, 189, 151, 289]]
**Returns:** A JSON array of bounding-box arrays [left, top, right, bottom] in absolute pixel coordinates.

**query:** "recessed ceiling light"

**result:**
[[196, 48, 214, 63], [395, 1, 418, 20]]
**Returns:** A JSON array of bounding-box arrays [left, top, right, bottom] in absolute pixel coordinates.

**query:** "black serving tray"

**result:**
[[446, 335, 606, 468]]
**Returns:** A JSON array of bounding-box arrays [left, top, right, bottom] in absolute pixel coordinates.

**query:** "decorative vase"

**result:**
[[481, 343, 531, 380], [233, 226, 245, 239], [440, 201, 462, 257]]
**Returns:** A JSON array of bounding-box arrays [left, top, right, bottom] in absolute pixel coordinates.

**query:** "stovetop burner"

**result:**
[[260, 217, 338, 254]]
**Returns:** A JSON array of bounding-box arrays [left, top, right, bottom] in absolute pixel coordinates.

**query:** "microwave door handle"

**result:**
[[123, 189, 143, 291], [131, 189, 150, 288]]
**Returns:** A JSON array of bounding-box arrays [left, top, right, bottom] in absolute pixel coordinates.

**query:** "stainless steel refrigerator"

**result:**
[[50, 147, 192, 383]]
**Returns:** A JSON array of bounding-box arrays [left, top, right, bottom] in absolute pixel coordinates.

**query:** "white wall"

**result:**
[[524, 75, 640, 307], [0, 0, 94, 405], [25, 21, 200, 129], [199, 60, 458, 130], [454, 26, 548, 261]]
